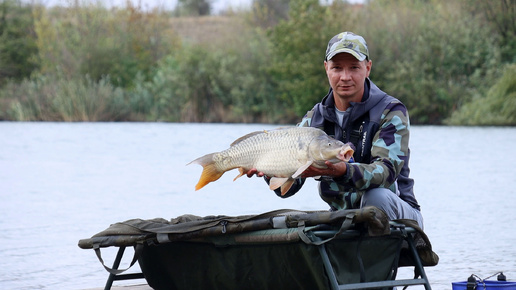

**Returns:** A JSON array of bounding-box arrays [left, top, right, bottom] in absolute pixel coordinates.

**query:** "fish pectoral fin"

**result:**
[[269, 177, 289, 191], [280, 179, 296, 196], [269, 177, 295, 196], [291, 160, 314, 179], [233, 168, 246, 181]]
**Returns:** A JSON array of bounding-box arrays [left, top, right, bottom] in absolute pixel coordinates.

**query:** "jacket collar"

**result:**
[[318, 78, 385, 124]]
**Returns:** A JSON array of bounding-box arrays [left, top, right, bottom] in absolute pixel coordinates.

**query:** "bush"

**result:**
[[0, 1, 513, 125], [445, 64, 516, 126], [362, 0, 500, 124], [129, 21, 279, 123], [267, 0, 352, 118], [264, 0, 503, 125], [1, 73, 130, 121], [32, 3, 179, 88]]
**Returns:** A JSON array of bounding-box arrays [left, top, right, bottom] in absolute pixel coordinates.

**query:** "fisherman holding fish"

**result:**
[[190, 32, 422, 229], [247, 32, 423, 228]]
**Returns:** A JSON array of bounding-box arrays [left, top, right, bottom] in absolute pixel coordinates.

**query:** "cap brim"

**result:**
[[326, 48, 366, 61]]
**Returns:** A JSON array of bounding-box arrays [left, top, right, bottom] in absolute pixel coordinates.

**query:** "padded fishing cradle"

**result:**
[[78, 206, 438, 290]]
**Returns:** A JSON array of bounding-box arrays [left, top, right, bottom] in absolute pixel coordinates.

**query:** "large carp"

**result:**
[[188, 127, 354, 195]]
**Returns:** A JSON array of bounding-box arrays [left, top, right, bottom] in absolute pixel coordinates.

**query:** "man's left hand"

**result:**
[[301, 161, 347, 178]]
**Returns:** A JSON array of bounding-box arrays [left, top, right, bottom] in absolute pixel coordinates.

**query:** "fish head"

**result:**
[[336, 142, 355, 162], [308, 136, 355, 166]]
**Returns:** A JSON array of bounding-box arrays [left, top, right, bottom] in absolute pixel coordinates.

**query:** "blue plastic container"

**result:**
[[452, 280, 516, 290]]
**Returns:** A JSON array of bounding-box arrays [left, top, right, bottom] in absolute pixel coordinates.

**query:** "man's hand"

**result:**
[[246, 168, 265, 178], [246, 161, 347, 179], [301, 161, 347, 178]]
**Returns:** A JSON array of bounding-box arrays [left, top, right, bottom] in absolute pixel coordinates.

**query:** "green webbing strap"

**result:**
[[297, 212, 355, 245], [93, 242, 144, 275]]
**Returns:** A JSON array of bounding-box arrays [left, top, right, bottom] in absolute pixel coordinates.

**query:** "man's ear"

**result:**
[[365, 59, 372, 77]]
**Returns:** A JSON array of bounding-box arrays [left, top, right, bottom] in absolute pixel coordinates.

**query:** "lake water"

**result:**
[[1, 122, 515, 289]]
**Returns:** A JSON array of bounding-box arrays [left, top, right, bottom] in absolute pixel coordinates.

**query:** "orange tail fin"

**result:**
[[188, 153, 225, 190], [195, 163, 224, 190]]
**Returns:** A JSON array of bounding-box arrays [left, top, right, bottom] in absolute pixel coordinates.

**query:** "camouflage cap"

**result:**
[[325, 32, 369, 61]]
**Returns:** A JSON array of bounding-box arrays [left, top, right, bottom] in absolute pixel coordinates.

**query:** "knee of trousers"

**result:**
[[361, 188, 396, 206], [361, 187, 424, 229], [361, 188, 400, 219]]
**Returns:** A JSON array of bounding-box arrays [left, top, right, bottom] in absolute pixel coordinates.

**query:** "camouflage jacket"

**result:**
[[276, 79, 420, 211]]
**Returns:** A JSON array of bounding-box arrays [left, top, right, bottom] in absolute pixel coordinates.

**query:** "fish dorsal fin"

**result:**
[[230, 130, 265, 146], [269, 177, 289, 191], [291, 160, 313, 179]]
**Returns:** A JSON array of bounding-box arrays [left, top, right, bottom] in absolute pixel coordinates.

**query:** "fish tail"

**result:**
[[195, 163, 224, 190], [188, 153, 224, 191]]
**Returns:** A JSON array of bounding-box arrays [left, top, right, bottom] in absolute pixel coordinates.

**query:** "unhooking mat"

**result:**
[[78, 206, 438, 290]]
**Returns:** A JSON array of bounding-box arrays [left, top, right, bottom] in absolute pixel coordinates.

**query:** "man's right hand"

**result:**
[[246, 168, 266, 178]]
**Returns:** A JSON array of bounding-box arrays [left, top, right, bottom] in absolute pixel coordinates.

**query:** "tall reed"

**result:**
[[3, 74, 129, 121]]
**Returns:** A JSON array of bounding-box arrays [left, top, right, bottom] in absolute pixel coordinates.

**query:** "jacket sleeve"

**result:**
[[336, 101, 410, 192]]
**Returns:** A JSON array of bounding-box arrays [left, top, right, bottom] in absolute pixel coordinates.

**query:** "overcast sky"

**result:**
[[33, 0, 364, 14], [34, 0, 253, 13]]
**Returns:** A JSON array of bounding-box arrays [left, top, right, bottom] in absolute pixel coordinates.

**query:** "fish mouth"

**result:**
[[336, 146, 354, 162]]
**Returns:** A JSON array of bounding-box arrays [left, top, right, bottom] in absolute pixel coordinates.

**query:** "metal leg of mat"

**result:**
[[314, 227, 432, 290], [318, 243, 340, 290], [103, 246, 146, 290], [104, 246, 126, 290], [405, 234, 432, 290]]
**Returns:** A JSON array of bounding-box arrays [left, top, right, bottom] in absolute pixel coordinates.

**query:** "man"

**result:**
[[249, 32, 423, 228]]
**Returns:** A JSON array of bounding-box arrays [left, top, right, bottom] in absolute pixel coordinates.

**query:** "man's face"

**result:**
[[324, 53, 371, 102]]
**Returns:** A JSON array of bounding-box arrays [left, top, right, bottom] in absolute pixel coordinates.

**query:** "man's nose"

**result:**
[[340, 69, 352, 81]]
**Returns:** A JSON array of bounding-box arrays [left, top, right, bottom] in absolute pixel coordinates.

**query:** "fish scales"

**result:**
[[222, 129, 312, 175], [188, 127, 354, 195]]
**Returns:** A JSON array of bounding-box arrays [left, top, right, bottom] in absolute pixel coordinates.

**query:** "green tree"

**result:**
[[1, 0, 514, 125], [267, 0, 357, 119], [0, 0, 39, 85], [132, 25, 277, 123], [462, 0, 516, 63], [363, 0, 500, 124], [33, 3, 178, 88], [251, 0, 290, 28], [446, 64, 516, 126]]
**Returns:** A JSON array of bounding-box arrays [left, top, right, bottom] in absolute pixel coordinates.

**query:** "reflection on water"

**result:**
[[1, 123, 515, 289]]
